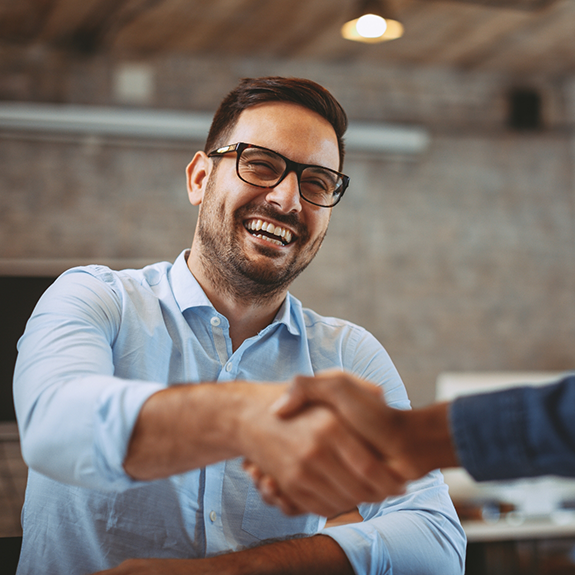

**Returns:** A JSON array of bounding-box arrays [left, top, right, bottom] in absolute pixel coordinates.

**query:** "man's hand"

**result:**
[[245, 370, 459, 515]]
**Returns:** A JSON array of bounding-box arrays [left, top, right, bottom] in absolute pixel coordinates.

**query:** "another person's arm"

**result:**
[[263, 370, 575, 486], [270, 370, 458, 483], [451, 374, 575, 480]]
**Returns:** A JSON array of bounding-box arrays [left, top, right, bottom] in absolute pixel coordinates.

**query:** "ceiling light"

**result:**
[[341, 0, 403, 43]]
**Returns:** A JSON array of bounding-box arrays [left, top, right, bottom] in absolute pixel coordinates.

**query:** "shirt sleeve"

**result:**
[[450, 375, 575, 482], [13, 268, 164, 491], [322, 328, 466, 575]]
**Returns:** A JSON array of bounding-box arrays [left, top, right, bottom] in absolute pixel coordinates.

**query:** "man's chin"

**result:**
[[251, 242, 286, 259], [234, 253, 298, 289]]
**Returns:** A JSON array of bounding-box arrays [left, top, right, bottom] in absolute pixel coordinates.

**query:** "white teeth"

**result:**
[[246, 219, 293, 245], [254, 234, 283, 247]]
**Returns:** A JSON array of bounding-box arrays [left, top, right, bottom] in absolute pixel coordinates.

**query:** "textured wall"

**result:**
[[292, 134, 575, 405], [0, 136, 197, 260], [1, 48, 574, 406]]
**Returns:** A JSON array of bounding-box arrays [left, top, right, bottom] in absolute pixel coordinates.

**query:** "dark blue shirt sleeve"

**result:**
[[449, 375, 575, 481]]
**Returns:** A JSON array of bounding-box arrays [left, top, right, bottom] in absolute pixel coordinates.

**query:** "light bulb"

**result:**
[[356, 14, 387, 38]]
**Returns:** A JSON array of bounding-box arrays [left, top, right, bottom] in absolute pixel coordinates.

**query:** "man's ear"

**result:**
[[186, 151, 212, 206]]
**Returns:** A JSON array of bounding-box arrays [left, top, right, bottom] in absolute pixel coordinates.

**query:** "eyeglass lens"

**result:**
[[238, 147, 342, 207]]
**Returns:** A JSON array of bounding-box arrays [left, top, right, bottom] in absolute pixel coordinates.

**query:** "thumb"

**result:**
[[271, 376, 315, 417]]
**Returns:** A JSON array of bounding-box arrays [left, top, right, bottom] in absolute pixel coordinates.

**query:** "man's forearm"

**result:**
[[123, 382, 267, 480], [93, 535, 354, 575], [212, 535, 353, 575]]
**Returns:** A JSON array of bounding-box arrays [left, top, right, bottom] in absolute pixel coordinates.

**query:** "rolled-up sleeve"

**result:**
[[13, 269, 163, 491], [322, 471, 466, 574]]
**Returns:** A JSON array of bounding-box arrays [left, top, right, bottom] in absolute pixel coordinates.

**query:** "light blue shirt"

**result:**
[[14, 250, 465, 575]]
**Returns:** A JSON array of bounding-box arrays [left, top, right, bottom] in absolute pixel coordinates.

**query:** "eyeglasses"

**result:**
[[207, 142, 349, 208]]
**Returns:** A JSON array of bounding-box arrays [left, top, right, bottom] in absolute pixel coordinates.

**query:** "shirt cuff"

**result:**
[[92, 379, 165, 490], [321, 522, 392, 575], [449, 387, 531, 481]]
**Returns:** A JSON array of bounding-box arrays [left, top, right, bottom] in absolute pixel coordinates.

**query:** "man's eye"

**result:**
[[247, 160, 281, 174], [250, 160, 276, 170], [302, 178, 329, 192], [303, 180, 327, 194]]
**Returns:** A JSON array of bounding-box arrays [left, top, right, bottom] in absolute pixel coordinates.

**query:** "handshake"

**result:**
[[242, 370, 458, 518]]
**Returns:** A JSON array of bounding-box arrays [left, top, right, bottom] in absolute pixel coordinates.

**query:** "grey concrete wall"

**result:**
[[1, 48, 573, 406]]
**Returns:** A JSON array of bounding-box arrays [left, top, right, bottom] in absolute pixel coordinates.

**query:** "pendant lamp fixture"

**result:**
[[341, 0, 404, 43]]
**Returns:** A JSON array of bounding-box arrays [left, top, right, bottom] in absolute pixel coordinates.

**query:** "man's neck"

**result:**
[[186, 249, 288, 351]]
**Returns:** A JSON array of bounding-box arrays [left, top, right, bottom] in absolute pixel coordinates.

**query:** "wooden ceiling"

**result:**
[[1, 0, 575, 77]]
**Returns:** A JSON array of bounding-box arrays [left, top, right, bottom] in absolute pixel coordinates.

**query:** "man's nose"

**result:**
[[264, 171, 302, 213]]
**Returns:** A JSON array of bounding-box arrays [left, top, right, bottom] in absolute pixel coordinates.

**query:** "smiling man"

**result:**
[[14, 77, 465, 575]]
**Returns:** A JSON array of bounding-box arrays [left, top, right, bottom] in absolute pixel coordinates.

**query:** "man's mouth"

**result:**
[[245, 219, 294, 247]]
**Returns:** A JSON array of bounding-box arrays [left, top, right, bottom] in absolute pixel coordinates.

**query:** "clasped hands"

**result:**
[[243, 370, 434, 518]]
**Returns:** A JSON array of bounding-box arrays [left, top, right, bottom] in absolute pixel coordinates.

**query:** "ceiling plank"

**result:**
[[456, 0, 575, 72], [0, 0, 573, 78]]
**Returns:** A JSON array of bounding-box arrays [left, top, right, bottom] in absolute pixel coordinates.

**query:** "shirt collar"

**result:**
[[169, 250, 213, 313], [169, 249, 301, 336], [273, 292, 301, 336]]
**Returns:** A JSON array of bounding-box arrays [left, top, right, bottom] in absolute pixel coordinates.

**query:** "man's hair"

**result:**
[[205, 77, 348, 169]]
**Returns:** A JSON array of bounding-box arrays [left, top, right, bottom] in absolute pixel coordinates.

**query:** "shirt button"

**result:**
[[210, 317, 221, 327], [225, 363, 232, 372], [209, 511, 217, 522]]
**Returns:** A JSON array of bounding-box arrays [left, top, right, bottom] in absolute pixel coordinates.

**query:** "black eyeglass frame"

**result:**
[[207, 142, 349, 208]]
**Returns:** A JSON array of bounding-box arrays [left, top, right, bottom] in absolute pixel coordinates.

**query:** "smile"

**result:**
[[245, 219, 294, 247]]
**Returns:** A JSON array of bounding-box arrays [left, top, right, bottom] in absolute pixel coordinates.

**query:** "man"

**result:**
[[14, 77, 465, 575], [249, 371, 575, 514]]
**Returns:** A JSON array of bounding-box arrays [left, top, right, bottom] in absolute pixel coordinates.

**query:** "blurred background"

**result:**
[[1, 0, 574, 406], [0, 0, 574, 570]]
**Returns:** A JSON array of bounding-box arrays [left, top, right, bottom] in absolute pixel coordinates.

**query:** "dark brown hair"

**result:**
[[205, 77, 348, 169]]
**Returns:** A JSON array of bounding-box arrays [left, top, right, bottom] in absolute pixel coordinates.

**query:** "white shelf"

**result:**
[[0, 102, 430, 154]]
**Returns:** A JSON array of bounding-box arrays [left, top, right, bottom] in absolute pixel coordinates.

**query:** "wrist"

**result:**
[[405, 402, 459, 475], [232, 383, 288, 460], [209, 381, 258, 457]]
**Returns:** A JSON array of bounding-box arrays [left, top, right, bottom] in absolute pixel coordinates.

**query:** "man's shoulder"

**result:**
[[42, 260, 177, 318], [61, 259, 173, 292], [300, 306, 362, 331], [291, 297, 372, 342], [288, 298, 390, 378]]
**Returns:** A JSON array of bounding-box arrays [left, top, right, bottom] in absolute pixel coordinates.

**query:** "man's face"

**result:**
[[192, 101, 340, 301]]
